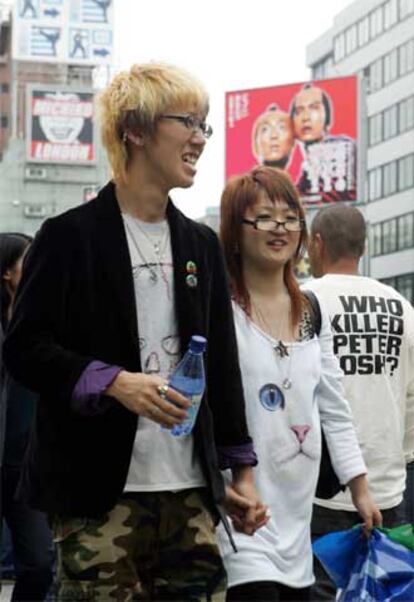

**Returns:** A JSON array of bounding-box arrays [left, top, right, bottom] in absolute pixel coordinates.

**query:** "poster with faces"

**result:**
[[26, 85, 96, 165], [225, 76, 358, 205], [12, 0, 113, 65]]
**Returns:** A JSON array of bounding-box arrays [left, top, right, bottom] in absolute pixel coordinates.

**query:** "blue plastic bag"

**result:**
[[313, 526, 414, 601]]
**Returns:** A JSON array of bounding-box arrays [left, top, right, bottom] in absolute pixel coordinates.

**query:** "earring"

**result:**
[[122, 132, 128, 143]]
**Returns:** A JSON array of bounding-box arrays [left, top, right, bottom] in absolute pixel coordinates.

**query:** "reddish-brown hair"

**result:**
[[220, 166, 308, 329]]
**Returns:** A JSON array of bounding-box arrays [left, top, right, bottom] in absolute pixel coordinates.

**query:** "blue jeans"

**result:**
[[310, 502, 406, 601], [2, 467, 54, 601]]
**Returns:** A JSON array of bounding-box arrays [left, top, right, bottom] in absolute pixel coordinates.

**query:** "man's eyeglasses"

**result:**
[[159, 114, 213, 139], [242, 217, 305, 232]]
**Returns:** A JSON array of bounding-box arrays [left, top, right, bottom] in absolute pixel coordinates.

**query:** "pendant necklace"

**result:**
[[122, 214, 170, 284], [252, 300, 294, 390]]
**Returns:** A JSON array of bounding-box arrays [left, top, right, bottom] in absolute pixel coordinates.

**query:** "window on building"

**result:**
[[399, 95, 414, 132], [345, 24, 358, 55], [384, 0, 398, 29], [369, 58, 383, 92], [399, 39, 414, 76], [312, 56, 332, 80], [369, 113, 383, 145], [370, 6, 384, 38], [382, 219, 398, 254], [383, 104, 398, 139], [399, 0, 414, 19], [1, 116, 8, 128], [381, 276, 397, 289], [398, 213, 414, 250], [0, 82, 9, 93], [334, 33, 346, 62], [358, 16, 370, 47], [369, 167, 383, 200], [384, 48, 398, 84], [371, 223, 383, 256], [383, 161, 398, 196], [397, 273, 414, 304], [398, 154, 414, 190]]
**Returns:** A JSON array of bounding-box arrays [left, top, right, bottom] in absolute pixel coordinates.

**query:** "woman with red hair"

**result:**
[[218, 166, 381, 602]]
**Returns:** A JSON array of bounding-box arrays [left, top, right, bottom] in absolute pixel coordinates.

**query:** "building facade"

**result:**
[[0, 2, 109, 236], [306, 0, 414, 303]]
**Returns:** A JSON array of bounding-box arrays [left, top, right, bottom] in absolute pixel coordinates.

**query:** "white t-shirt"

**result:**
[[122, 214, 205, 492], [304, 274, 414, 511], [217, 301, 366, 589]]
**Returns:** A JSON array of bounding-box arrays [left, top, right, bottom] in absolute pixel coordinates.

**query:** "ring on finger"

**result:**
[[157, 384, 169, 398], [151, 406, 160, 418]]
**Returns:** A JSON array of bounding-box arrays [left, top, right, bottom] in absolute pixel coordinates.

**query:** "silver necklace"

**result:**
[[252, 300, 294, 390], [123, 215, 170, 283]]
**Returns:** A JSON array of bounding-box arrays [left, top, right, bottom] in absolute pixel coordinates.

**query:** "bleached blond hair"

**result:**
[[98, 62, 209, 184]]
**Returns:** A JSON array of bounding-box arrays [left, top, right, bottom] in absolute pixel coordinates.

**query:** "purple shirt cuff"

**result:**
[[217, 442, 258, 470], [71, 361, 123, 415]]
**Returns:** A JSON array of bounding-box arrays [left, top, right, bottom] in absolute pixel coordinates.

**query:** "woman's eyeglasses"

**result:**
[[242, 217, 304, 232]]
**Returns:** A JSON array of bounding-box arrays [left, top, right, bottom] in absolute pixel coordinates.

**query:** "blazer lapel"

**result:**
[[95, 182, 139, 346], [167, 201, 203, 354]]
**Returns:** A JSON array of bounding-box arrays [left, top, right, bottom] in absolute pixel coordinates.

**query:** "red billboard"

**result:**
[[26, 85, 96, 165], [226, 76, 358, 205]]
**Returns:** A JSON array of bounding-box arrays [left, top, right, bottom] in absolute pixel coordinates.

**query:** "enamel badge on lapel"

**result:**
[[185, 261, 198, 288]]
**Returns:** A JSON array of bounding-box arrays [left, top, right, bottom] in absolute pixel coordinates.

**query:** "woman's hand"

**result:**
[[225, 466, 269, 535], [106, 370, 190, 428], [349, 474, 383, 536]]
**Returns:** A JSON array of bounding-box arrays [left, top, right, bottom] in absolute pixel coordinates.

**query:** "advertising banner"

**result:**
[[12, 0, 113, 65], [26, 85, 95, 164], [226, 76, 358, 205]]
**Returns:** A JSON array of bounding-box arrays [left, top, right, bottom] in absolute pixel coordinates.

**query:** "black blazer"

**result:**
[[4, 182, 251, 518]]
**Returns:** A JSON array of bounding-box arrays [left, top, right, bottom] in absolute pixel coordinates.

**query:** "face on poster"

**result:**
[[27, 87, 95, 164], [226, 76, 358, 205]]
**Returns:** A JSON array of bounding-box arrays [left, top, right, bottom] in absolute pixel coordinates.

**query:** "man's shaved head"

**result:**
[[311, 204, 366, 262]]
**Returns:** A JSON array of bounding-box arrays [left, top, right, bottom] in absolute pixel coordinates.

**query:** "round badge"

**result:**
[[259, 383, 285, 412], [186, 274, 198, 288], [186, 260, 197, 274]]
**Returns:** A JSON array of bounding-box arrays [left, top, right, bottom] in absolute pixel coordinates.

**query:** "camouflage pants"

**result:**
[[52, 488, 226, 601]]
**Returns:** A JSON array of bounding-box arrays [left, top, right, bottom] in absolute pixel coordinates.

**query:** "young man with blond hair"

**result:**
[[4, 63, 264, 601]]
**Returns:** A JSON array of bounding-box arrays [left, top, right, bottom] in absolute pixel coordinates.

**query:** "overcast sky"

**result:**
[[113, 0, 354, 219]]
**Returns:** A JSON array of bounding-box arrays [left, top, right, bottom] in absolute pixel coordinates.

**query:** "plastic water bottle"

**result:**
[[169, 335, 206, 437]]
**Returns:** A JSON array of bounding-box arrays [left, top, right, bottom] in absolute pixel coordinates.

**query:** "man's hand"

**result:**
[[224, 466, 268, 535], [106, 370, 190, 428], [349, 474, 383, 536]]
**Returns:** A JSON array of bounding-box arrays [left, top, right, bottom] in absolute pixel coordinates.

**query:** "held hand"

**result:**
[[349, 474, 383, 536], [225, 467, 269, 535], [106, 370, 190, 428]]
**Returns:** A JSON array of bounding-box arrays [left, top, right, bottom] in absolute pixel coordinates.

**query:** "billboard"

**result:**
[[226, 76, 358, 205], [12, 0, 113, 65], [26, 85, 96, 165]]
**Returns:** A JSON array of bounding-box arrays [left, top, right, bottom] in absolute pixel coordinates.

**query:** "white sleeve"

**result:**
[[315, 299, 367, 485]]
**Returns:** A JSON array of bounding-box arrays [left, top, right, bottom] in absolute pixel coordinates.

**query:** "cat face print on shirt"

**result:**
[[258, 382, 320, 468]]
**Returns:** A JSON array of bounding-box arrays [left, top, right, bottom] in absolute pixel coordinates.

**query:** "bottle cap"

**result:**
[[189, 335, 207, 354]]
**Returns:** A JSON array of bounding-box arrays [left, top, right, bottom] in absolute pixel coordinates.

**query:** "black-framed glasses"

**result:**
[[159, 114, 213, 139], [242, 217, 305, 232]]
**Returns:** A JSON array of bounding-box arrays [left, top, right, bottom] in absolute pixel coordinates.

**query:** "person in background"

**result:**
[[306, 203, 414, 600], [4, 63, 265, 602], [251, 105, 295, 170], [0, 232, 54, 601], [217, 166, 381, 602]]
